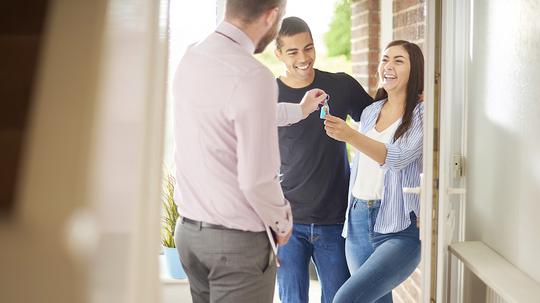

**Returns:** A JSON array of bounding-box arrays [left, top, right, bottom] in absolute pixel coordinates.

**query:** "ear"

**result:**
[[274, 48, 282, 60], [263, 6, 280, 27]]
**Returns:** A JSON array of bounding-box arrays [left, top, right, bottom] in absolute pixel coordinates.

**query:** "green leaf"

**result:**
[[324, 0, 351, 59], [160, 173, 179, 248]]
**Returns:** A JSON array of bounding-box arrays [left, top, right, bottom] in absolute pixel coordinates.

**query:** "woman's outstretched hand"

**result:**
[[324, 115, 354, 142]]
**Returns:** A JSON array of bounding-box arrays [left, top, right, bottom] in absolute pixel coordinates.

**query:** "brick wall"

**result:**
[[351, 0, 380, 97], [390, 2, 426, 302], [350, 0, 426, 302], [393, 0, 426, 52]]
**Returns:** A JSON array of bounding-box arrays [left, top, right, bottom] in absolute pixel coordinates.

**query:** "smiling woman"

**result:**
[[324, 40, 425, 303]]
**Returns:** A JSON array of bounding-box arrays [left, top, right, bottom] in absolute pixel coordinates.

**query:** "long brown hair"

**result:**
[[374, 40, 424, 142]]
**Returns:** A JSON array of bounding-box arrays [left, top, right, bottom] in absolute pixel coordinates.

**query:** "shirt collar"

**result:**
[[216, 21, 256, 54]]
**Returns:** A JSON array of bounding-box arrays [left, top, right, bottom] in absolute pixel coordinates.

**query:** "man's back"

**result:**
[[172, 3, 292, 301], [173, 22, 289, 232]]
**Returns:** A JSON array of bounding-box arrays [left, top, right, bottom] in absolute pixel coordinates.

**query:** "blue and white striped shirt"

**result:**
[[343, 100, 423, 236]]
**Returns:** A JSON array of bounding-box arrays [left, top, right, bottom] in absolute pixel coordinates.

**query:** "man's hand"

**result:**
[[300, 88, 327, 118], [275, 228, 292, 245]]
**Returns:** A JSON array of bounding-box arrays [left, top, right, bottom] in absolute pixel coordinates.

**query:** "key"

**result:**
[[319, 95, 330, 119]]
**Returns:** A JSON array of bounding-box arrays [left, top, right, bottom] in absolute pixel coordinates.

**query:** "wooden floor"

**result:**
[[161, 279, 322, 303]]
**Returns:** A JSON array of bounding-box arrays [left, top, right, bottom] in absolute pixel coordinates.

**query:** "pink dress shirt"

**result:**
[[173, 21, 293, 236]]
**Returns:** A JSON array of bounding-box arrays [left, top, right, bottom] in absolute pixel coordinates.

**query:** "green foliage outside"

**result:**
[[324, 0, 352, 59], [161, 173, 179, 248]]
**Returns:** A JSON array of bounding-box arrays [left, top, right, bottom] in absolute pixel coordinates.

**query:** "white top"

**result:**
[[352, 118, 401, 200]]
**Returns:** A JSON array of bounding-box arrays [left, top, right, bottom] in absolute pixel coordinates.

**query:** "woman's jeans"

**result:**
[[277, 223, 350, 303], [333, 198, 421, 303]]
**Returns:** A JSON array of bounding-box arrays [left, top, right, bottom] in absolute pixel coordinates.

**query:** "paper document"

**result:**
[[265, 225, 278, 255]]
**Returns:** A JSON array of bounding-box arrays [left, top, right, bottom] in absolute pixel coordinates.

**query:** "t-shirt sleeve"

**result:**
[[345, 74, 373, 122]]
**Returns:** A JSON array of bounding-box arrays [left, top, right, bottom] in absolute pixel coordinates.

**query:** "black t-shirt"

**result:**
[[277, 69, 372, 224]]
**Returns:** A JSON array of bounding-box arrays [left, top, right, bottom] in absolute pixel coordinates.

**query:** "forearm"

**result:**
[[347, 131, 388, 165], [276, 102, 303, 126], [241, 180, 292, 235]]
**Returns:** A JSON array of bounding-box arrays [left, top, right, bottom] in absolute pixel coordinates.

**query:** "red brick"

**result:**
[[394, 25, 419, 41], [394, 5, 425, 29], [353, 0, 379, 11], [352, 1, 367, 15], [352, 25, 369, 39], [352, 38, 370, 53], [370, 11, 380, 24], [353, 63, 370, 75], [350, 0, 381, 97], [351, 52, 366, 63], [352, 11, 370, 27], [366, 0, 380, 11], [393, 0, 422, 13], [369, 23, 380, 36]]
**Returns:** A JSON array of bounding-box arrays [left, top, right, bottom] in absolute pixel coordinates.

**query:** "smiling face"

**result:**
[[378, 45, 411, 94], [275, 32, 316, 87]]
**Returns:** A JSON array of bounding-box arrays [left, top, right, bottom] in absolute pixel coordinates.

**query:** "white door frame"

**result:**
[[437, 0, 471, 302], [88, 0, 170, 302], [420, 0, 438, 301]]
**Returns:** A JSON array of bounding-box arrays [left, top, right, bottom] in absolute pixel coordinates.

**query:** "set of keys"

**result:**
[[319, 94, 331, 119]]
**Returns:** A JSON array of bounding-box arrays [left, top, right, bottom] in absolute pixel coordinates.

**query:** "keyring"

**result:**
[[320, 94, 330, 119]]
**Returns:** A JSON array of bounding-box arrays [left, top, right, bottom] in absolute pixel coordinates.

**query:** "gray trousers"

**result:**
[[175, 220, 276, 303]]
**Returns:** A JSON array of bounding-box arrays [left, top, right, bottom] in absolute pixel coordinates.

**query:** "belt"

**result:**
[[181, 217, 229, 230], [365, 199, 379, 207], [353, 199, 380, 208]]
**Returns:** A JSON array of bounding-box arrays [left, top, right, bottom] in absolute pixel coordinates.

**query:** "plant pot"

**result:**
[[163, 246, 187, 279]]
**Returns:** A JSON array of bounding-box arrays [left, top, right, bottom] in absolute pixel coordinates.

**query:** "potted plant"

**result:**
[[161, 173, 187, 279]]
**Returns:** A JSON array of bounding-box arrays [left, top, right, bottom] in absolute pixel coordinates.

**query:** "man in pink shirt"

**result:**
[[172, 1, 327, 302]]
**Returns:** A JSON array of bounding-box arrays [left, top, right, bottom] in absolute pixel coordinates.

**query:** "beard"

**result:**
[[254, 19, 280, 54]]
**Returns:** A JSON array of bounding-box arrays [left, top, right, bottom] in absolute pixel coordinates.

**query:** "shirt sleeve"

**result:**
[[382, 103, 424, 171], [276, 102, 303, 126], [346, 74, 373, 122], [231, 67, 293, 235]]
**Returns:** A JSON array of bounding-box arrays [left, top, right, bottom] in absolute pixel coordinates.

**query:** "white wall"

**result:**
[[465, 0, 540, 299]]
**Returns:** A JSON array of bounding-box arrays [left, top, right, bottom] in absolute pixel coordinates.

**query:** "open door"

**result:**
[[418, 0, 471, 302], [0, 1, 169, 302], [435, 0, 471, 302], [414, 0, 442, 302], [413, 0, 468, 302]]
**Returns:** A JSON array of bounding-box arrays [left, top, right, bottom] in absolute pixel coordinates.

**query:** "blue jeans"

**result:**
[[277, 223, 350, 303], [333, 198, 421, 303]]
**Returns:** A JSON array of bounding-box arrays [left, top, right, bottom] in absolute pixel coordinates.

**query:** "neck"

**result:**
[[226, 18, 260, 49], [386, 90, 407, 110], [280, 70, 315, 88]]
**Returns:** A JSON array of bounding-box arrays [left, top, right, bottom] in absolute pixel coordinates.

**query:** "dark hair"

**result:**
[[275, 16, 313, 49], [374, 40, 424, 142], [226, 0, 286, 23]]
